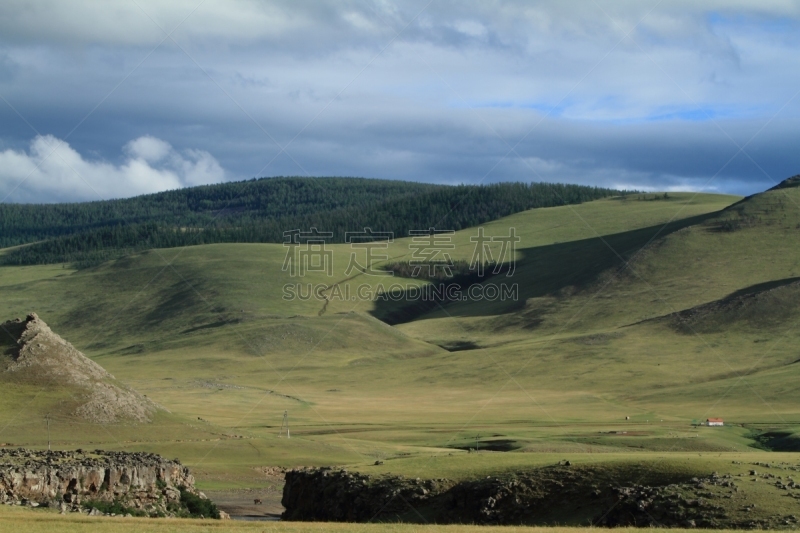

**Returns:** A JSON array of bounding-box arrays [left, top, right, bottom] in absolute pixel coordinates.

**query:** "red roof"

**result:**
[[707, 418, 724, 422]]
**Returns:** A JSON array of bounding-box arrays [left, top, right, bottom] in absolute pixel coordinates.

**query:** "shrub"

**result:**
[[82, 499, 145, 517], [178, 486, 220, 519]]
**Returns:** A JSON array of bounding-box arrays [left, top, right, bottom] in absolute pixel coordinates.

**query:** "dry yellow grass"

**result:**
[[0, 504, 709, 533]]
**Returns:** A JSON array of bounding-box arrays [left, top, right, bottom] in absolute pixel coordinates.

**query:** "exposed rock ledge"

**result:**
[[0, 448, 226, 518], [282, 465, 800, 528]]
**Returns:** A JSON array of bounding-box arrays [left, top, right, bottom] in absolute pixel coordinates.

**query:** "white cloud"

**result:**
[[1, 1, 799, 196], [177, 149, 228, 186], [124, 135, 172, 163], [0, 135, 225, 202]]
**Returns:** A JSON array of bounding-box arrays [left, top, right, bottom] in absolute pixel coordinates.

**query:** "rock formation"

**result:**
[[281, 464, 800, 528], [282, 467, 454, 521], [0, 448, 221, 517], [0, 313, 159, 423]]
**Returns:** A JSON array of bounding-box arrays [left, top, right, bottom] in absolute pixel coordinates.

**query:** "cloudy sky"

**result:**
[[1, 0, 799, 202]]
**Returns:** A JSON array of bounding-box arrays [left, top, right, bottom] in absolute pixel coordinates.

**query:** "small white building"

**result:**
[[706, 418, 724, 426]]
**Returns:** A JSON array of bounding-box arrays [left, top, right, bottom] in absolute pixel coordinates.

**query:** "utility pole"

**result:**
[[45, 414, 51, 451], [279, 410, 290, 439]]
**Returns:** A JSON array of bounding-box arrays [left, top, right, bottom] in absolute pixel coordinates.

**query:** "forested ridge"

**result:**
[[0, 177, 622, 267], [0, 177, 436, 247]]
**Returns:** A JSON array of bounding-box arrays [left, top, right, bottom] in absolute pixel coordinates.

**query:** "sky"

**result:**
[[1, 0, 800, 203]]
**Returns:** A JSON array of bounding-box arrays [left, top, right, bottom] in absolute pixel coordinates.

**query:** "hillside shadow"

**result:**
[[726, 277, 800, 299], [0, 319, 25, 358], [372, 211, 718, 325], [435, 340, 480, 352], [632, 275, 800, 334]]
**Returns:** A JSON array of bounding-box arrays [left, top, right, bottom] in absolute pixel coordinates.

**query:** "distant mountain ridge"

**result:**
[[0, 177, 621, 267], [0, 177, 439, 248]]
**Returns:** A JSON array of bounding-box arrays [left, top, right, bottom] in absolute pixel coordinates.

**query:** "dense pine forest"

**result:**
[[0, 177, 622, 267]]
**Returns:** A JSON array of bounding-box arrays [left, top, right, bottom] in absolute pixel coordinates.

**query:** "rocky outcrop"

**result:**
[[4, 313, 110, 382], [0, 448, 209, 517], [601, 472, 800, 529], [281, 465, 607, 524], [1, 313, 160, 423], [282, 462, 636, 524], [282, 467, 454, 521], [282, 464, 800, 528]]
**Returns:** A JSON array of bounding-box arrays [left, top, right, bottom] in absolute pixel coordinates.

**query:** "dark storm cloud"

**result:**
[[1, 0, 799, 202]]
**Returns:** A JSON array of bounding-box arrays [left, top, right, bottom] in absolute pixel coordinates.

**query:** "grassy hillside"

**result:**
[[0, 192, 751, 466], [400, 183, 800, 340], [6, 183, 800, 510], [393, 183, 800, 427]]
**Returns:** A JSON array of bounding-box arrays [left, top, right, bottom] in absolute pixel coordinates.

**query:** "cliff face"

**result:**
[[0, 448, 201, 516]]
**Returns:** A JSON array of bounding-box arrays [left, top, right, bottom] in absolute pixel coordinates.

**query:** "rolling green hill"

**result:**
[[3, 180, 800, 504], [0, 192, 739, 437], [387, 181, 800, 443]]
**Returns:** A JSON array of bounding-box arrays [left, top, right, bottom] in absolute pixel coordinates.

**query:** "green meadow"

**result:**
[[2, 186, 800, 523]]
